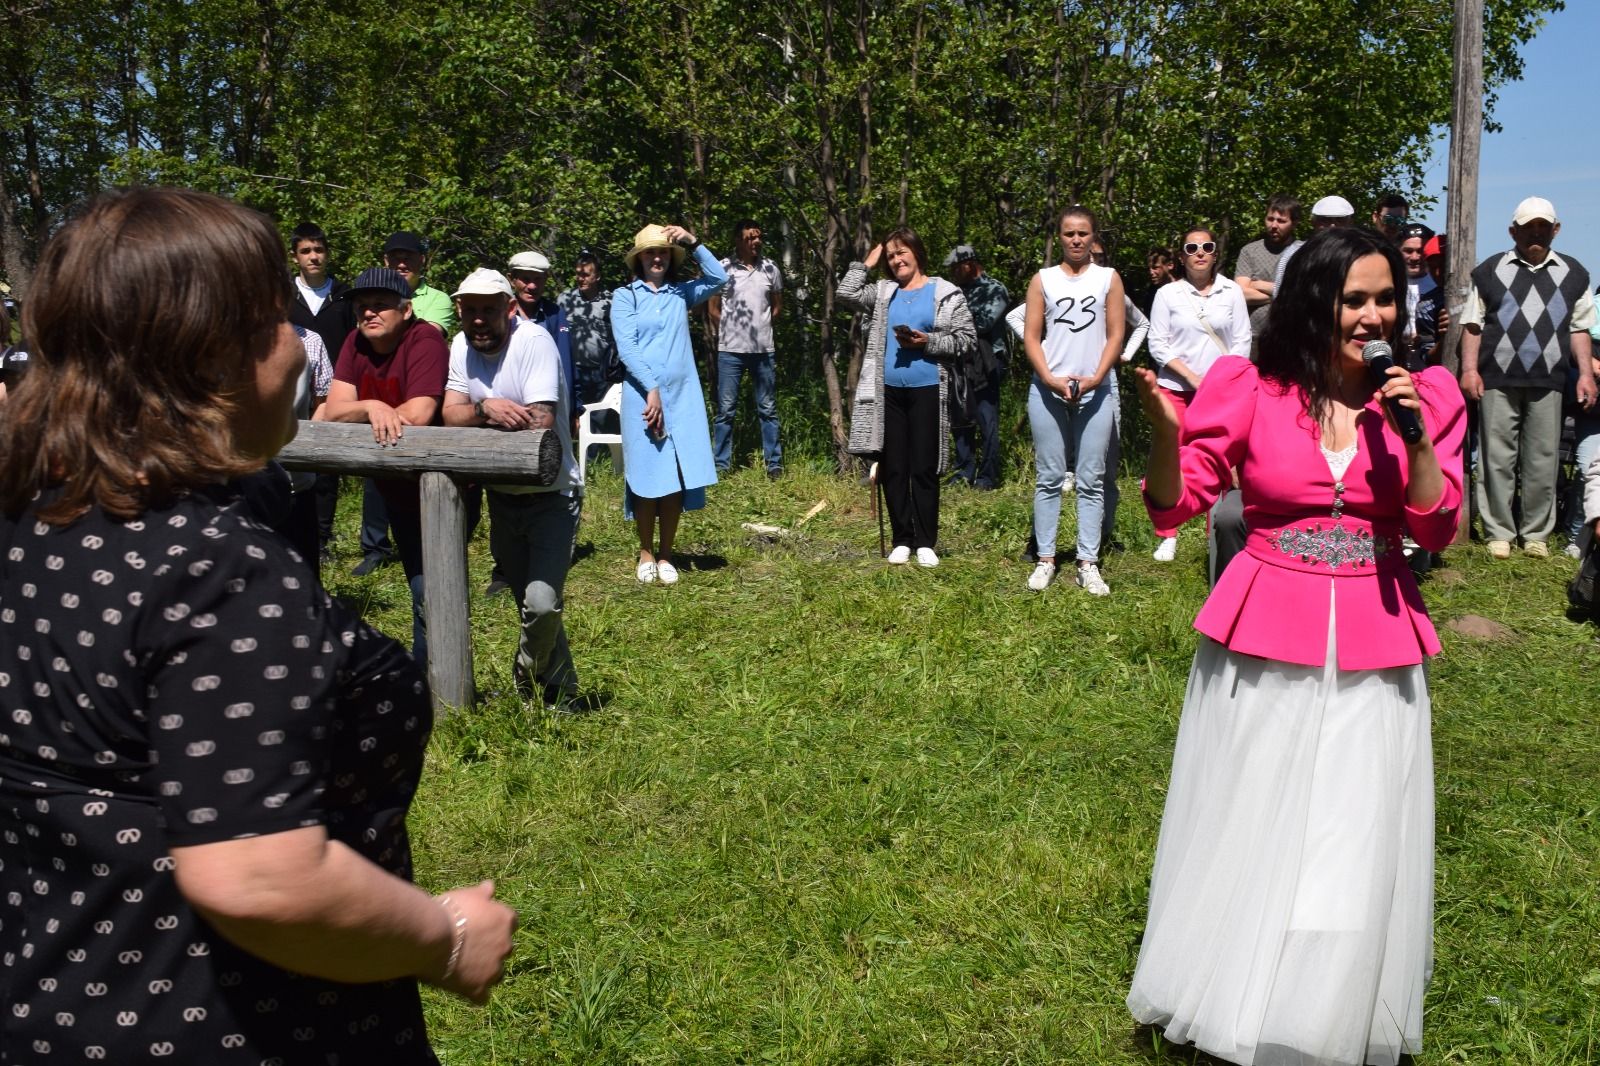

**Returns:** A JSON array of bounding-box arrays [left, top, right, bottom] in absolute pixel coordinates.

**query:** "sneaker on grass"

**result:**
[[887, 545, 911, 564], [915, 547, 939, 568], [1152, 536, 1178, 562], [1027, 561, 1056, 591], [1076, 563, 1110, 596]]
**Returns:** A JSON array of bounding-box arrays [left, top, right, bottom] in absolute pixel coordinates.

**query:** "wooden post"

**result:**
[[1443, 0, 1483, 543], [276, 422, 563, 714], [419, 472, 473, 714], [1442, 0, 1482, 377]]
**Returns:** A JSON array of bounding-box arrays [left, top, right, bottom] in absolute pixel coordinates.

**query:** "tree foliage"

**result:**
[[0, 0, 1565, 462]]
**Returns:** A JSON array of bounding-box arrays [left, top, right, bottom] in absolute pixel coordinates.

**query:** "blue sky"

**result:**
[[1413, 3, 1596, 270]]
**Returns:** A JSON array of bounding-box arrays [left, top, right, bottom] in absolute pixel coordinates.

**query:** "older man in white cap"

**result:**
[[1460, 196, 1596, 559], [441, 268, 592, 712]]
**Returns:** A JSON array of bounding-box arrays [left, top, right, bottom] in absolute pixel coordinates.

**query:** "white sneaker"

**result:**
[[656, 560, 679, 585], [887, 545, 911, 564], [1076, 563, 1110, 596], [1152, 536, 1178, 562], [1565, 542, 1584, 560], [1062, 471, 1076, 494], [1027, 561, 1057, 591], [916, 547, 940, 568], [636, 560, 657, 584]]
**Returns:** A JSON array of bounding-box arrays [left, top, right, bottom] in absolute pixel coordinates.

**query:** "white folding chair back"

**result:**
[[575, 383, 625, 487]]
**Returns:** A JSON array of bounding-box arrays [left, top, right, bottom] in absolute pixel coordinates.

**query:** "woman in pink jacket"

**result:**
[[1126, 227, 1466, 1066]]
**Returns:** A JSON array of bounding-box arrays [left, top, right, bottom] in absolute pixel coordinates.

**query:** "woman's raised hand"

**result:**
[[863, 243, 884, 270], [1374, 364, 1429, 445], [1135, 368, 1181, 437], [661, 224, 697, 247]]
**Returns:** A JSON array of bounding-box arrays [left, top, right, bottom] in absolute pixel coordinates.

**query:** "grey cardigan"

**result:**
[[835, 263, 976, 472]]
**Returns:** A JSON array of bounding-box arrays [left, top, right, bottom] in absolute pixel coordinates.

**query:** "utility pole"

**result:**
[[1443, 0, 1482, 377], [1443, 0, 1483, 544]]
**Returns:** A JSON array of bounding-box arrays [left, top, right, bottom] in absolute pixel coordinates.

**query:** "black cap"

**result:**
[[382, 231, 427, 255], [339, 267, 413, 300]]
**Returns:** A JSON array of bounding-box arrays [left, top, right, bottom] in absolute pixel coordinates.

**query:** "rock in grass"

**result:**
[[1446, 614, 1516, 641]]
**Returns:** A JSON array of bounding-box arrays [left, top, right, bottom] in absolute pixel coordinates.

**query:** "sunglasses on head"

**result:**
[[1183, 241, 1216, 255]]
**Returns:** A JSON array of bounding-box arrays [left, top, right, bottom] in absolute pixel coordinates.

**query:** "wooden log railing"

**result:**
[[277, 421, 563, 714]]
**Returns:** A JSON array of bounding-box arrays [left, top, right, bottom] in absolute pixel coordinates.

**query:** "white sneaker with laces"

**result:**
[[1152, 536, 1178, 562], [1076, 563, 1110, 596], [636, 560, 657, 584], [916, 547, 940, 568], [1027, 561, 1057, 591], [887, 545, 912, 564]]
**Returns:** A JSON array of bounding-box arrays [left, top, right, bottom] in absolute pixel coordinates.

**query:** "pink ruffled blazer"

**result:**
[[1145, 355, 1467, 670]]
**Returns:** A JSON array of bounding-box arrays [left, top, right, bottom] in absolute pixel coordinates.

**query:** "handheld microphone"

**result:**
[[1361, 340, 1425, 445]]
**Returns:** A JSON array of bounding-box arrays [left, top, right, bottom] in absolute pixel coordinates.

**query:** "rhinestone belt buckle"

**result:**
[[1273, 524, 1389, 570]]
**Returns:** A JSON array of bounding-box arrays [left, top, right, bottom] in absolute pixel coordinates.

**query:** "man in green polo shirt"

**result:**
[[383, 230, 457, 337]]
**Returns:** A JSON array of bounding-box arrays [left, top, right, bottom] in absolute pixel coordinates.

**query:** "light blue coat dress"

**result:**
[[610, 244, 727, 512]]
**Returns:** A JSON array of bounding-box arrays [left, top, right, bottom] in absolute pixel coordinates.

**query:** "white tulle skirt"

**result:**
[[1127, 611, 1433, 1066]]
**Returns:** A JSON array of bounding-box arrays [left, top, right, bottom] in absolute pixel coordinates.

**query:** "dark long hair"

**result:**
[[0, 187, 288, 524], [1258, 227, 1408, 431]]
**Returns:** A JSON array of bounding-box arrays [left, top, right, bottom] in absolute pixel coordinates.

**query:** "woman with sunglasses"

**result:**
[[1146, 227, 1252, 563], [1128, 227, 1466, 1065]]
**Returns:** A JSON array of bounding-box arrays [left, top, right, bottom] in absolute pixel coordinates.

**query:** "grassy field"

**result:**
[[322, 454, 1600, 1065]]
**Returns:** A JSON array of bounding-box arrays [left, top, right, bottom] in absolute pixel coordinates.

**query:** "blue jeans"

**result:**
[[713, 351, 781, 471], [1029, 376, 1116, 563], [360, 478, 393, 557], [387, 504, 427, 667]]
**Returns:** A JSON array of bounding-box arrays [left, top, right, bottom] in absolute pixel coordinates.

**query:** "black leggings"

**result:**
[[881, 383, 941, 549]]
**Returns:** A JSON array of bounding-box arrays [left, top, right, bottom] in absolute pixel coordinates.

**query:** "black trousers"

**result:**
[[882, 383, 941, 549]]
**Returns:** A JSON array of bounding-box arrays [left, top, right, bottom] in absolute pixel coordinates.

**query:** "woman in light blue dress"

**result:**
[[610, 223, 727, 584]]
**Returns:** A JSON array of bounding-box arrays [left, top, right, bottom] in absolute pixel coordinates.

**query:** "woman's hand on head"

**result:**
[[863, 243, 884, 270], [661, 225, 696, 247], [432, 881, 517, 1004], [1135, 368, 1180, 436]]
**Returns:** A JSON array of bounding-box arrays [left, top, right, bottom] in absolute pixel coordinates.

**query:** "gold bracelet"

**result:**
[[438, 895, 468, 980]]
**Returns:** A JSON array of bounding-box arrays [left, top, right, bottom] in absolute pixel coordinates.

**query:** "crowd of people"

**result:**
[[1, 179, 1596, 1065]]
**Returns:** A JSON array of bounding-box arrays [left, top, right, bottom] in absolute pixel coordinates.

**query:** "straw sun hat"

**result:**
[[623, 224, 687, 273]]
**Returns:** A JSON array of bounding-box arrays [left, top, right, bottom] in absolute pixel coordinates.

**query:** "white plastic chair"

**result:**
[[575, 383, 625, 487]]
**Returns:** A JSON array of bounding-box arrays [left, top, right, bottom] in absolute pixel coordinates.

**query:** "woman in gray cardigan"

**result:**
[[837, 227, 977, 567]]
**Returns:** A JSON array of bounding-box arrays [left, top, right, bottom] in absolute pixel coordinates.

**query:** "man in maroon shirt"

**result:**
[[323, 267, 448, 664]]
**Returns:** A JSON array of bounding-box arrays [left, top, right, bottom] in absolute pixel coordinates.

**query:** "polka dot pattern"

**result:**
[[1, 485, 437, 1062]]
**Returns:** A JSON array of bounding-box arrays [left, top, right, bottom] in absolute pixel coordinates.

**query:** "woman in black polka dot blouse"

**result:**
[[0, 189, 516, 1063]]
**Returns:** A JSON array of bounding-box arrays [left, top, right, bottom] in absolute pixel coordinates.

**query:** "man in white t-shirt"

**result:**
[[440, 269, 592, 713], [708, 220, 785, 477]]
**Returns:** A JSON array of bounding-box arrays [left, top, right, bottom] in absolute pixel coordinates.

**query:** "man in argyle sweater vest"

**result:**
[[1460, 196, 1597, 557]]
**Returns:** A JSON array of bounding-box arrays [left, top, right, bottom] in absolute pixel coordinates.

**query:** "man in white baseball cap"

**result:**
[[1460, 196, 1596, 559], [441, 267, 594, 713]]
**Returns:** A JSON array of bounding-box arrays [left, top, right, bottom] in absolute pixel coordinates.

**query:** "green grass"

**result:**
[[320, 457, 1600, 1065]]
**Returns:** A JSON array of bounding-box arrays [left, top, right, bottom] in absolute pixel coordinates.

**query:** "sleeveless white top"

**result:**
[[1037, 263, 1113, 378]]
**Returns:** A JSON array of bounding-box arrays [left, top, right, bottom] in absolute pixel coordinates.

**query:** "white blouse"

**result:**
[[1147, 275, 1253, 393]]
